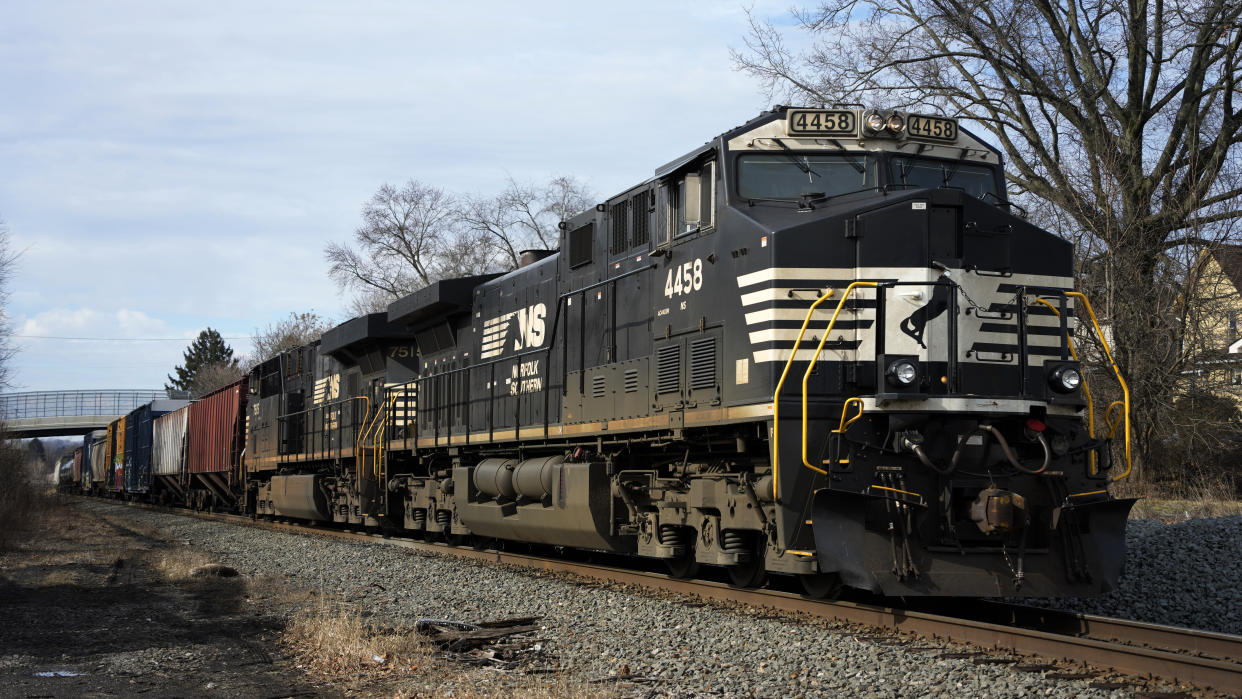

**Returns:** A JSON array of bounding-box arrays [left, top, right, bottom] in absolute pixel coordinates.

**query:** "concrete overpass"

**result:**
[[1, 390, 189, 438]]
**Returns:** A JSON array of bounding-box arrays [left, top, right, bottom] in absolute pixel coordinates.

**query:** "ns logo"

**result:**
[[481, 302, 547, 359]]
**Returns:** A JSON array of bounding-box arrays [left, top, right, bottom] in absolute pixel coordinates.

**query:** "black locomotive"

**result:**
[[235, 107, 1137, 597]]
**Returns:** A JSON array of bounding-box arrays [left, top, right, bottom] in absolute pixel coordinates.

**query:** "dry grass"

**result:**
[[0, 441, 52, 551], [282, 601, 430, 679], [1113, 474, 1242, 521], [279, 600, 609, 697], [144, 547, 220, 582]]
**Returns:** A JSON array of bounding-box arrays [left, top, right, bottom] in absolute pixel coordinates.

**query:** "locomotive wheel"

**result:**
[[726, 534, 768, 588], [798, 572, 843, 599], [444, 532, 467, 547], [665, 553, 700, 579], [727, 556, 767, 588]]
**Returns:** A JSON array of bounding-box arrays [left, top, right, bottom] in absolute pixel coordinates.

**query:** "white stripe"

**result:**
[[753, 348, 866, 363], [744, 307, 869, 324], [749, 328, 858, 344], [860, 396, 1060, 413], [736, 267, 855, 288]]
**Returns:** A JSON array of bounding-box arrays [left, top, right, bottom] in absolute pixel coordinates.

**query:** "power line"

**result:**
[[15, 335, 252, 341]]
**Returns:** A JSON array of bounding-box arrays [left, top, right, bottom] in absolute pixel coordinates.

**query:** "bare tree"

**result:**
[[734, 1, 1242, 479], [189, 361, 245, 399], [457, 175, 594, 269], [249, 311, 334, 366], [0, 218, 16, 390], [325, 180, 465, 305], [328, 176, 593, 311]]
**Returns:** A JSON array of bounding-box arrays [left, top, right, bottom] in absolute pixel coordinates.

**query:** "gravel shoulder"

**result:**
[[56, 500, 1216, 698], [1037, 515, 1242, 636]]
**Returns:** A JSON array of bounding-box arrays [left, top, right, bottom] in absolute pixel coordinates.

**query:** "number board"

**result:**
[[906, 114, 958, 142], [786, 109, 857, 137]]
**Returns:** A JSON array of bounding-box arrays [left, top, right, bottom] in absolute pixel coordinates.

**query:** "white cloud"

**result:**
[[0, 0, 780, 392]]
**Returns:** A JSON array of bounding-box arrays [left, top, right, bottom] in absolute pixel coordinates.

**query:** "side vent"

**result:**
[[689, 337, 717, 390], [656, 345, 681, 395], [591, 374, 607, 398], [609, 200, 629, 254], [631, 190, 650, 247], [569, 222, 594, 268], [624, 368, 639, 393]]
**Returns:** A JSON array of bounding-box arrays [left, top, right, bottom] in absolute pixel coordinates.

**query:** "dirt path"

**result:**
[[0, 500, 332, 699]]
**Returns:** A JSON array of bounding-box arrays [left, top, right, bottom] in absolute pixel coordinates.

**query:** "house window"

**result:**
[[1231, 368, 1241, 386]]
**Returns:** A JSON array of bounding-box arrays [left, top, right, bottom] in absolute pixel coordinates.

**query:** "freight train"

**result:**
[[66, 106, 1136, 598]]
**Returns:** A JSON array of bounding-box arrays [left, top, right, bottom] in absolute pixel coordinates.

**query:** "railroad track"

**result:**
[[104, 498, 1242, 695]]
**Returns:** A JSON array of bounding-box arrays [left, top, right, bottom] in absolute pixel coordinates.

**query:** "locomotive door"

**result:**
[[853, 201, 948, 370]]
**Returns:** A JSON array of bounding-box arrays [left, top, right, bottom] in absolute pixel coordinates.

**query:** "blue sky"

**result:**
[[1, 1, 783, 391]]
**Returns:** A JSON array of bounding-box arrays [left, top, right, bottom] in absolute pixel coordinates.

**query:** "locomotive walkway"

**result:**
[[0, 390, 185, 437]]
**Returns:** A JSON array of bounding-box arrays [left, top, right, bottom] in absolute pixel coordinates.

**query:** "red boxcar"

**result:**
[[186, 378, 248, 508]]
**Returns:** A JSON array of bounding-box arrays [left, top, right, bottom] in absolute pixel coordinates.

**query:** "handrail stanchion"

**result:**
[[1035, 298, 1098, 475], [800, 282, 878, 475], [771, 289, 835, 503], [1064, 292, 1132, 482]]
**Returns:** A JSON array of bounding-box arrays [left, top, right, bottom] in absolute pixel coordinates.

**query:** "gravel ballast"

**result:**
[[83, 500, 1209, 698], [1039, 515, 1242, 635]]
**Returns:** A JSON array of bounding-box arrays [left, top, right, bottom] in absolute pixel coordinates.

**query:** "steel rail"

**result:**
[[102, 499, 1242, 693]]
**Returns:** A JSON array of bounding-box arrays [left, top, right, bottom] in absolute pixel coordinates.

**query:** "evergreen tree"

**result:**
[[27, 438, 44, 464], [166, 328, 238, 393]]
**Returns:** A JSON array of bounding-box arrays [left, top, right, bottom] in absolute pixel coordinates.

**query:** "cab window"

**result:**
[[889, 156, 998, 199], [737, 153, 875, 199], [669, 162, 715, 238]]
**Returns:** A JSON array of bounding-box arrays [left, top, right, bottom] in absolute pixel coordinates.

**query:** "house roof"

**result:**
[[1210, 244, 1242, 293]]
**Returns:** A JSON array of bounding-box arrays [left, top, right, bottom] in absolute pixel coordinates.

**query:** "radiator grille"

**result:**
[[689, 337, 716, 390], [631, 190, 650, 247], [624, 368, 639, 393], [591, 374, 607, 398], [609, 200, 629, 254], [656, 345, 681, 395]]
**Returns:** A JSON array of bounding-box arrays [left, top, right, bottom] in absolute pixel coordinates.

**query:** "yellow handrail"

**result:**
[[1035, 298, 1098, 474], [1104, 400, 1125, 439], [835, 397, 864, 434], [802, 282, 878, 475], [352, 394, 372, 483], [1065, 292, 1132, 482], [771, 289, 835, 501], [363, 400, 390, 480], [372, 392, 400, 480]]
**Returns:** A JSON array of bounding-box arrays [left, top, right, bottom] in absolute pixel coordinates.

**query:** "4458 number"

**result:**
[[664, 258, 703, 298]]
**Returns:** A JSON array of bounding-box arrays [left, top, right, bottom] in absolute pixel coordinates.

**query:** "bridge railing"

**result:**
[[0, 390, 189, 420]]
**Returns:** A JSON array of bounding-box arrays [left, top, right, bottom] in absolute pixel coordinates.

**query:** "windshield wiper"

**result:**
[[823, 138, 866, 174], [941, 147, 970, 187], [746, 196, 802, 207], [772, 138, 820, 177], [746, 193, 822, 211]]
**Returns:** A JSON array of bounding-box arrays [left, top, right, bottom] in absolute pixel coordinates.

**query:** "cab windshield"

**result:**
[[889, 156, 998, 199], [737, 153, 876, 200]]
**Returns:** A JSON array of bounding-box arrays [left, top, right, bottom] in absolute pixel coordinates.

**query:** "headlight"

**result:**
[[1049, 366, 1082, 392], [864, 111, 886, 133], [887, 359, 918, 386], [886, 113, 906, 133]]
